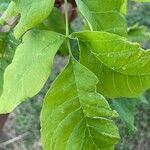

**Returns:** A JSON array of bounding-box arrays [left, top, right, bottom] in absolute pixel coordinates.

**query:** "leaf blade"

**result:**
[[1, 0, 55, 38], [75, 0, 127, 37], [41, 58, 119, 150], [0, 30, 65, 113], [70, 31, 150, 98]]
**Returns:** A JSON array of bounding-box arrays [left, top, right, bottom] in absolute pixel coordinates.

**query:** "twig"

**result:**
[[0, 132, 29, 147]]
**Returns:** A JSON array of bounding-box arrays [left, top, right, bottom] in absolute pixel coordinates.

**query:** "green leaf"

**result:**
[[75, 0, 127, 37], [0, 30, 65, 113], [41, 57, 119, 150], [133, 0, 150, 2], [111, 98, 137, 134], [1, 0, 55, 38], [42, 8, 66, 34], [40, 8, 68, 54], [0, 32, 19, 95], [70, 31, 150, 98], [128, 24, 150, 42], [121, 0, 127, 15]]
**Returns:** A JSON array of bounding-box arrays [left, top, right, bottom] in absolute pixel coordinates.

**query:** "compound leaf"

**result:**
[[0, 30, 65, 113], [75, 0, 127, 37], [70, 31, 150, 98], [41, 57, 119, 150]]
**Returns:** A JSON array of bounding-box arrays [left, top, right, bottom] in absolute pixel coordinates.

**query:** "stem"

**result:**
[[64, 0, 72, 55], [64, 0, 69, 37]]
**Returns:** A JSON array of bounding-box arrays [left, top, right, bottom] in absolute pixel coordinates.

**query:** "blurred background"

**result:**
[[0, 0, 150, 150]]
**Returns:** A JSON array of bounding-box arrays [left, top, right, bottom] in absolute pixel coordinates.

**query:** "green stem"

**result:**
[[64, 0, 69, 36], [64, 0, 72, 55]]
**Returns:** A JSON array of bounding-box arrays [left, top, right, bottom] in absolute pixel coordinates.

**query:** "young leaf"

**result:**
[[70, 31, 150, 98], [2, 0, 55, 38], [41, 58, 119, 150], [75, 0, 127, 37], [0, 32, 19, 95], [0, 30, 65, 113]]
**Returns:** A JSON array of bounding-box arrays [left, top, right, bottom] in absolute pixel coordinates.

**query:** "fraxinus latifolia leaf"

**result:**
[[41, 57, 119, 150], [70, 31, 150, 98], [0, 30, 65, 113], [0, 0, 149, 149], [1, 0, 55, 38], [75, 0, 127, 37]]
